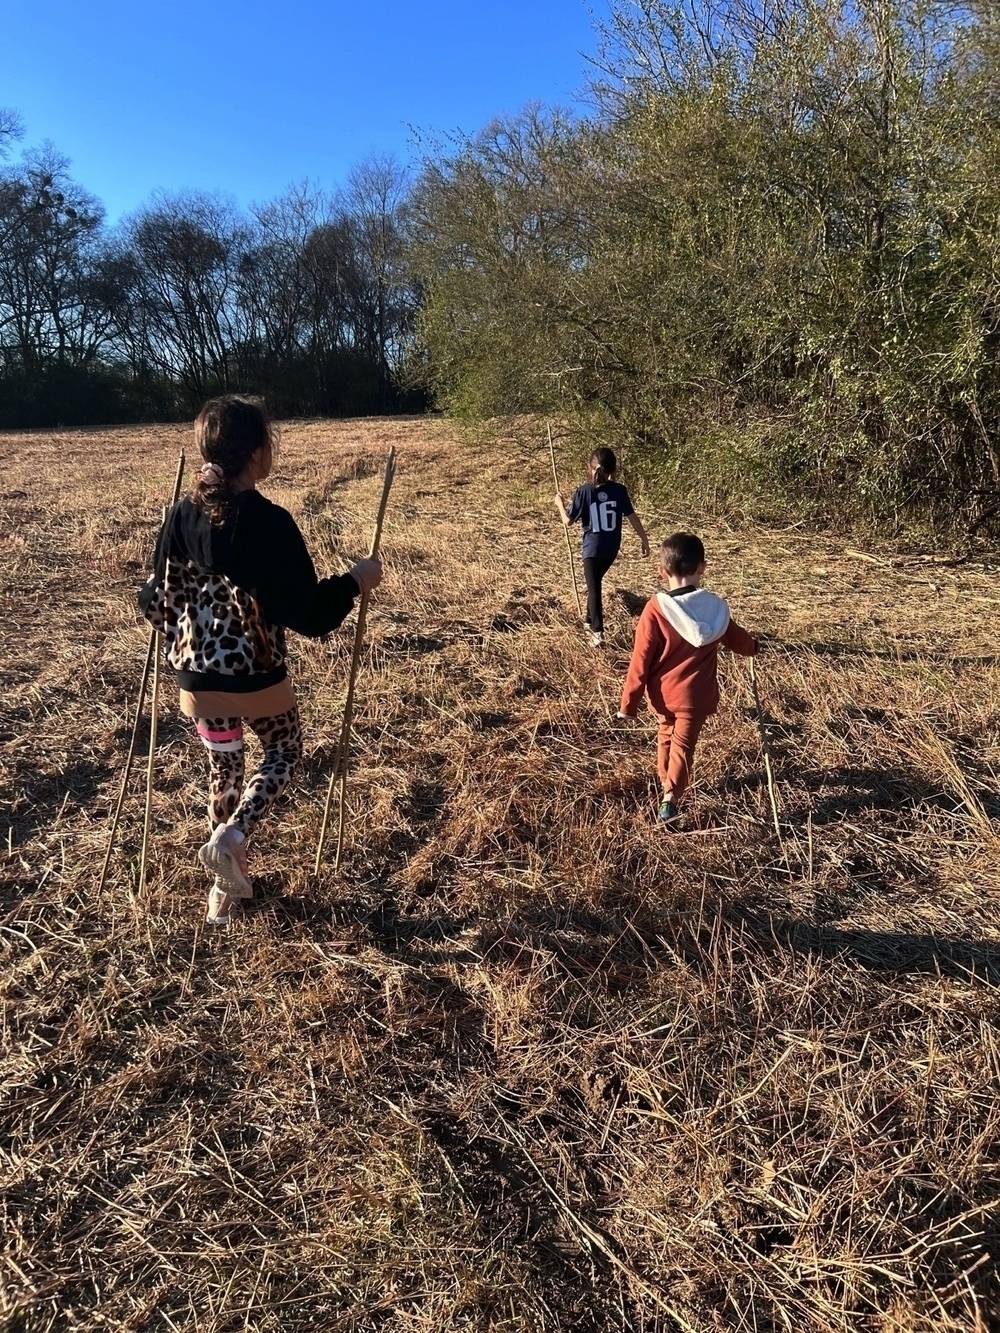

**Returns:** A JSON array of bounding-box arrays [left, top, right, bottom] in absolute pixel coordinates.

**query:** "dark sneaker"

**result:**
[[657, 798, 680, 825]]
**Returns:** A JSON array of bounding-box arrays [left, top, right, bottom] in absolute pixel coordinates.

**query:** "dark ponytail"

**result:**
[[590, 447, 617, 487], [191, 395, 273, 525]]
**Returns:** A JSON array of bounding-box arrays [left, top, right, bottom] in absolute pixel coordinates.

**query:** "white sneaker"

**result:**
[[198, 825, 253, 899], [206, 878, 234, 926], [590, 631, 603, 647]]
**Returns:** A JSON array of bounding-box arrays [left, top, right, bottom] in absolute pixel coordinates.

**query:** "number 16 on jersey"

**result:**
[[589, 500, 618, 532]]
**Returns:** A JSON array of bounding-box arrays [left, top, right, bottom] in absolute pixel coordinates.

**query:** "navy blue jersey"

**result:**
[[567, 481, 634, 558]]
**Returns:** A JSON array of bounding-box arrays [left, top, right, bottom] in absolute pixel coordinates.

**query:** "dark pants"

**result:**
[[582, 555, 616, 633]]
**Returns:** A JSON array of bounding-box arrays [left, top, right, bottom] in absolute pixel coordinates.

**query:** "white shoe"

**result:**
[[590, 631, 603, 647], [206, 878, 234, 926], [198, 825, 253, 899]]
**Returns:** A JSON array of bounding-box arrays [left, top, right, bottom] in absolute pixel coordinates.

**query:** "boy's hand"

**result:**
[[640, 540, 650, 558], [554, 492, 563, 507]]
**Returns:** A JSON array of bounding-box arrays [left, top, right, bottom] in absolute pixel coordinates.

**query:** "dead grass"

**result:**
[[1, 415, 999, 1331]]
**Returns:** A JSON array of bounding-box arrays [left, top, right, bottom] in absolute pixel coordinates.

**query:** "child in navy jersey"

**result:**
[[555, 448, 649, 645]]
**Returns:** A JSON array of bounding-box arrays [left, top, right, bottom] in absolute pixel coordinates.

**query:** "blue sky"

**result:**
[[2, 0, 607, 223]]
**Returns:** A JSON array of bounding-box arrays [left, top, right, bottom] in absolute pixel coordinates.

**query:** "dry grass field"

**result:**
[[2, 416, 1000, 1332]]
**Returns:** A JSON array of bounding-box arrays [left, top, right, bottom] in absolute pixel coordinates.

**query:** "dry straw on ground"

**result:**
[[2, 417, 999, 1331]]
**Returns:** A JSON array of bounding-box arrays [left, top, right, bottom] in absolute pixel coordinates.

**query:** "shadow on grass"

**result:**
[[5, 754, 113, 844], [718, 733, 982, 828], [743, 911, 1000, 984], [378, 633, 447, 655], [419, 1108, 625, 1332], [617, 588, 649, 618], [783, 639, 1000, 668], [258, 876, 480, 959], [355, 893, 1000, 989]]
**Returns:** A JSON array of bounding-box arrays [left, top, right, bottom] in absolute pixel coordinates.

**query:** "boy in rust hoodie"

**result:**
[[618, 532, 757, 824]]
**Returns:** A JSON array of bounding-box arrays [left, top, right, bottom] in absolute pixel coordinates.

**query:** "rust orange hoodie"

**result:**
[[620, 586, 757, 717]]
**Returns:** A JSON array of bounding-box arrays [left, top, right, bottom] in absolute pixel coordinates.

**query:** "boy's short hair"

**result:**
[[660, 532, 705, 576]]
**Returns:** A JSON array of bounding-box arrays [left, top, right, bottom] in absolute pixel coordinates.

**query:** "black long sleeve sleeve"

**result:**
[[243, 503, 359, 637], [138, 492, 359, 638]]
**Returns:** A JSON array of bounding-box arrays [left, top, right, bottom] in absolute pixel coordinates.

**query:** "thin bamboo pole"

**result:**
[[138, 597, 163, 891], [138, 449, 187, 886], [749, 655, 787, 858], [98, 450, 185, 894], [548, 421, 583, 618], [96, 632, 155, 895], [314, 446, 397, 873]]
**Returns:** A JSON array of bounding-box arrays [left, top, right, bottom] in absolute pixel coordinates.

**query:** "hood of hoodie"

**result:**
[[654, 587, 730, 646]]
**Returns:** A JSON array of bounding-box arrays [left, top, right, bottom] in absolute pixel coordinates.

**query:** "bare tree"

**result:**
[[345, 153, 413, 402], [0, 107, 24, 159], [110, 194, 251, 402], [0, 149, 106, 373]]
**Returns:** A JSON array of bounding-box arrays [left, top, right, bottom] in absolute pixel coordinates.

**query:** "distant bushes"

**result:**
[[406, 1, 1000, 534]]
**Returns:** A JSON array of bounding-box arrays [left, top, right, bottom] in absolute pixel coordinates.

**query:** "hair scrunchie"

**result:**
[[198, 462, 225, 485]]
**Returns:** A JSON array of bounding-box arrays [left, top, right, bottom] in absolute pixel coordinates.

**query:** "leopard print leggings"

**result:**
[[194, 706, 303, 837]]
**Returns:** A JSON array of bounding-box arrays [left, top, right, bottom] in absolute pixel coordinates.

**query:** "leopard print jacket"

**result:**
[[142, 555, 285, 681]]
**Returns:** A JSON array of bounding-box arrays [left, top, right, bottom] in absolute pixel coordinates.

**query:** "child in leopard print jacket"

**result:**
[[139, 395, 381, 925]]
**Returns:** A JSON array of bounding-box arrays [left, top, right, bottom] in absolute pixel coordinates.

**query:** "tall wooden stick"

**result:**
[[547, 421, 583, 618], [98, 450, 186, 894], [96, 632, 155, 895], [315, 446, 397, 873], [749, 655, 787, 858], [138, 595, 163, 891], [138, 449, 187, 886]]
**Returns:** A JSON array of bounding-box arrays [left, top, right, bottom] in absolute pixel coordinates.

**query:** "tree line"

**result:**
[[0, 116, 421, 426], [5, 0, 1000, 529], [408, 0, 1000, 532]]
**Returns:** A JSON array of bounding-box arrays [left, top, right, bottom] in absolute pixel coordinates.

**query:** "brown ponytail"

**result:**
[[191, 395, 273, 525], [590, 447, 617, 487]]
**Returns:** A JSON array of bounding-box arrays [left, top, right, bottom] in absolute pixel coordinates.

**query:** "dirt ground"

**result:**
[[2, 416, 999, 1331]]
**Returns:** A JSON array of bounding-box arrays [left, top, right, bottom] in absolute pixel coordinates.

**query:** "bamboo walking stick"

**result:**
[[139, 450, 188, 886], [314, 446, 396, 873], [98, 450, 186, 894], [547, 421, 583, 618], [96, 632, 155, 895], [748, 655, 787, 858], [138, 610, 162, 889]]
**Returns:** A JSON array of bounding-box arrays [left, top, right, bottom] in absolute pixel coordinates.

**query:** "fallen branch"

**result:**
[[845, 549, 945, 590]]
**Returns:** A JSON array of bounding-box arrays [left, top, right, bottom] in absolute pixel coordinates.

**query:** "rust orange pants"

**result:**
[[653, 710, 707, 800]]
